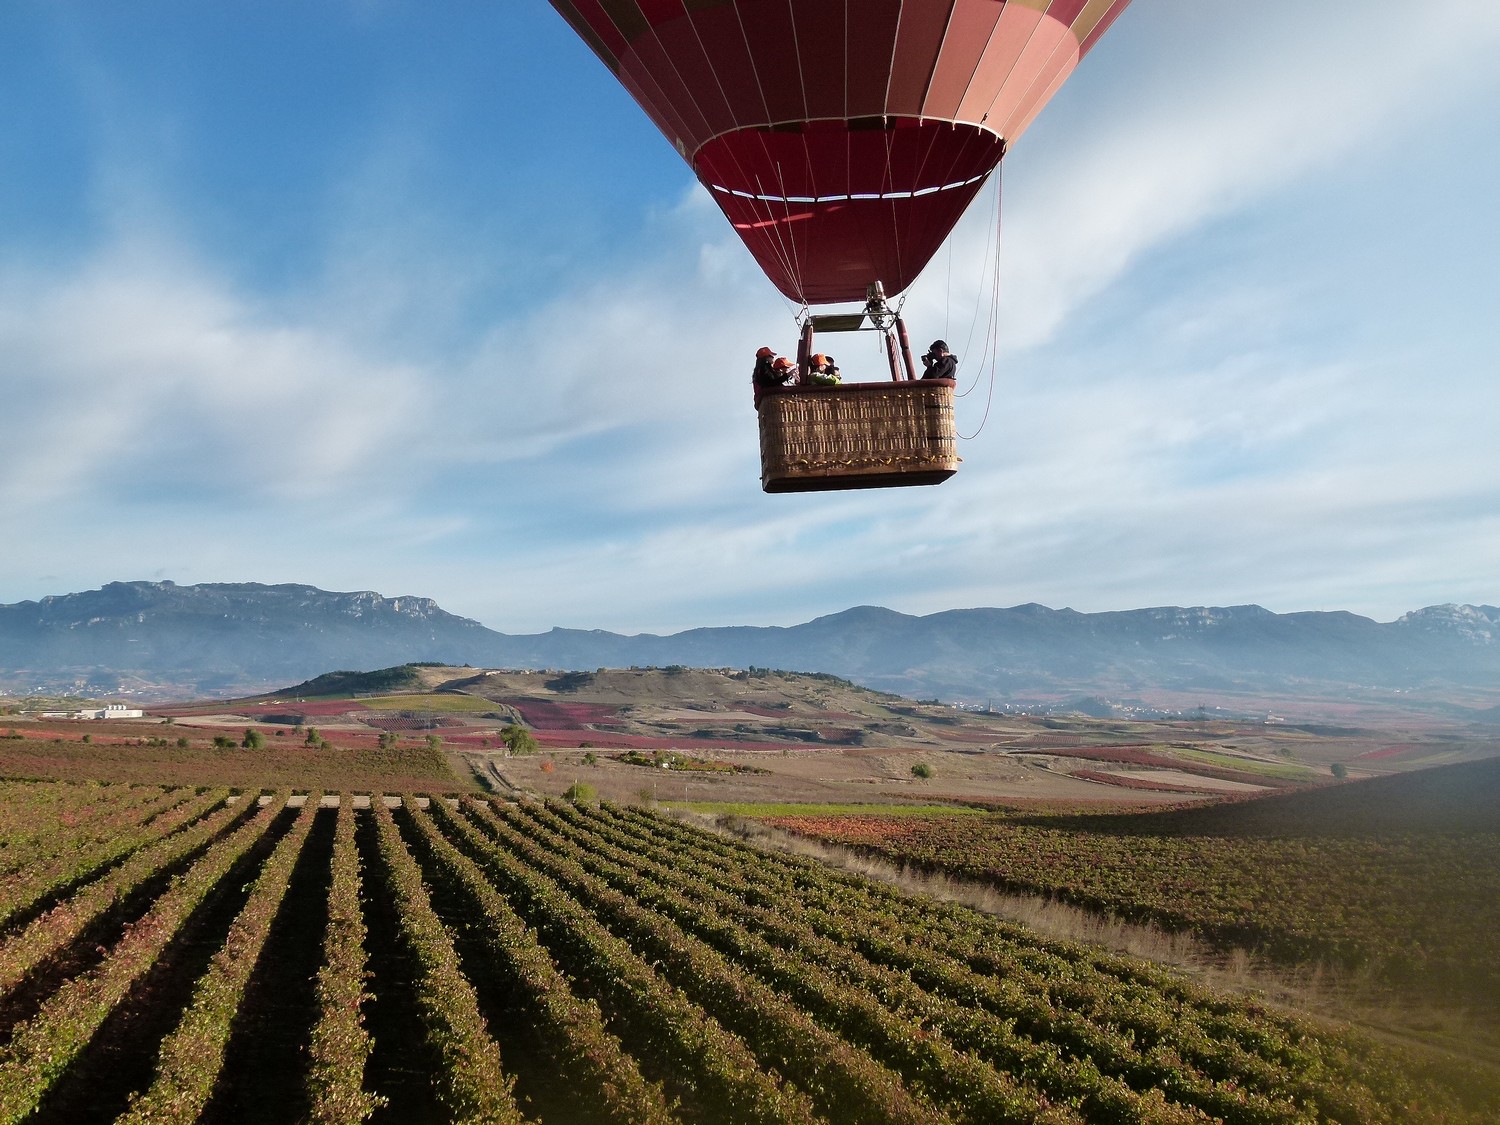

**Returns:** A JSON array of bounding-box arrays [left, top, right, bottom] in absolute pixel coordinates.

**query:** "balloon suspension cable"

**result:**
[[958, 167, 1002, 396], [958, 161, 1004, 442]]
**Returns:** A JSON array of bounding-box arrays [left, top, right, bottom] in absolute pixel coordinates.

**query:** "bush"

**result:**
[[243, 728, 266, 750], [563, 781, 598, 804], [911, 763, 933, 779]]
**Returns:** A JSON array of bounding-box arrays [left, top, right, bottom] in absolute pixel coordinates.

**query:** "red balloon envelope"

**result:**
[[550, 0, 1131, 305]]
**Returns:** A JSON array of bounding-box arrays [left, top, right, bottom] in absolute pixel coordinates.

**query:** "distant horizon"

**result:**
[[6, 577, 1494, 635]]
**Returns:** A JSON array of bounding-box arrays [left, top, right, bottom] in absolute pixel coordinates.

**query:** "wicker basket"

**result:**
[[756, 378, 959, 493]]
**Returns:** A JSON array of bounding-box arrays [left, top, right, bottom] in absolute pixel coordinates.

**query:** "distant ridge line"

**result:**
[[1, 581, 1497, 713]]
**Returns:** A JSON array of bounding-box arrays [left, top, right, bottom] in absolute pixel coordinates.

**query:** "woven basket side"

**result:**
[[760, 382, 957, 484]]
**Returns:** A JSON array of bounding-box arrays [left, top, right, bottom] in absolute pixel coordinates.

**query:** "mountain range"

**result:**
[[2, 581, 1498, 718]]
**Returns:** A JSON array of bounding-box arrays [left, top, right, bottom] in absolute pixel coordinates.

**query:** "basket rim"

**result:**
[[756, 376, 955, 407]]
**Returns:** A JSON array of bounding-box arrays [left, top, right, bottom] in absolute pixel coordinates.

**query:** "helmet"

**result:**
[[773, 356, 795, 370], [812, 354, 829, 366], [929, 340, 948, 353], [756, 346, 775, 358]]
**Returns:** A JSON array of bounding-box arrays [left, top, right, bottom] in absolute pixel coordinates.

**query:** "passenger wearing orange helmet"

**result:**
[[806, 353, 840, 386], [753, 346, 796, 391]]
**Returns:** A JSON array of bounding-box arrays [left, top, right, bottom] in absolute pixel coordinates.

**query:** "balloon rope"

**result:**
[[957, 169, 1001, 396], [945, 229, 953, 342], [958, 162, 1003, 441]]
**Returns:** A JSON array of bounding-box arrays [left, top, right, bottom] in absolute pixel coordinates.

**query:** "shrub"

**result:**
[[563, 781, 598, 804], [911, 763, 933, 779]]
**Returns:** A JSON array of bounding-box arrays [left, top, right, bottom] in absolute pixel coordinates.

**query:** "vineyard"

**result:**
[[0, 779, 1495, 1123], [766, 757, 1500, 1004]]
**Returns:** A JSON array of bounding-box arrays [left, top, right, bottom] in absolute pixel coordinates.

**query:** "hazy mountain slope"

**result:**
[[0, 581, 498, 694], [1, 581, 1497, 707]]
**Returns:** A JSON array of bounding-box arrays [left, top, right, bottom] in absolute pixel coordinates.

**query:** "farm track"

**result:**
[[0, 779, 1495, 1123]]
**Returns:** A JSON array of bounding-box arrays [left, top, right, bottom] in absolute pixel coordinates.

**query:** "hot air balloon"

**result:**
[[549, 0, 1131, 491]]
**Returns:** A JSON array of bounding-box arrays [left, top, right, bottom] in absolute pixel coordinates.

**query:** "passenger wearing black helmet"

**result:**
[[921, 340, 957, 380]]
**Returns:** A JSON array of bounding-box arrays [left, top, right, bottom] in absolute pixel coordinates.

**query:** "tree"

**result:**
[[378, 731, 398, 750], [563, 781, 598, 804], [242, 728, 266, 750], [911, 762, 933, 779], [500, 724, 538, 756], [426, 734, 442, 752], [304, 727, 320, 747], [1331, 762, 1348, 779]]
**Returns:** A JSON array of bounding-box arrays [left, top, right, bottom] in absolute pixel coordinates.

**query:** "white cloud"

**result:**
[[0, 232, 430, 507]]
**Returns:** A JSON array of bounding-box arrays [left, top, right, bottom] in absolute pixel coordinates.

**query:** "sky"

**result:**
[[2, 0, 1498, 635]]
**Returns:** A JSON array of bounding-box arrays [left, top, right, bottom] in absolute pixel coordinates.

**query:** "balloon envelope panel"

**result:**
[[551, 0, 1131, 304]]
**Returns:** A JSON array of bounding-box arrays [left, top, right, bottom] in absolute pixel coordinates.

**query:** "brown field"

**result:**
[[0, 721, 467, 791]]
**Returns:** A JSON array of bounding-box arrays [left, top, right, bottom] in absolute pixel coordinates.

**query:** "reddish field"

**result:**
[[504, 700, 623, 729], [534, 730, 815, 752]]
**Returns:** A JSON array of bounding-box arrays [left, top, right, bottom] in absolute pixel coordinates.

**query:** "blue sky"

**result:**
[[3, 1, 1498, 634]]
